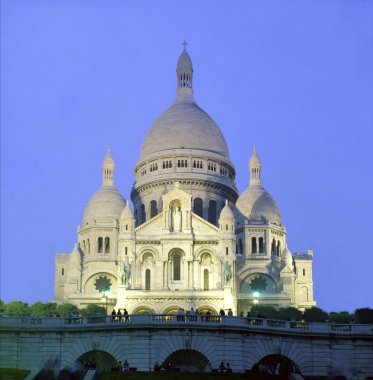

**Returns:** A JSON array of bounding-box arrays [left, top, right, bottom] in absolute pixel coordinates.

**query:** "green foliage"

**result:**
[[278, 307, 303, 321], [303, 307, 328, 322], [4, 301, 30, 316], [80, 304, 106, 316], [250, 305, 279, 319], [30, 302, 57, 317], [329, 311, 354, 324], [0, 300, 5, 313], [56, 303, 80, 316], [0, 368, 30, 379], [354, 308, 373, 324]]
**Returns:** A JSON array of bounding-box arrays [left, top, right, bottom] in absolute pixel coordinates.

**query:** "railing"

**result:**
[[1, 315, 372, 335]]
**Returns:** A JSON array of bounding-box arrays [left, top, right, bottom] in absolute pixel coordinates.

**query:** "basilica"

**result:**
[[54, 47, 315, 315]]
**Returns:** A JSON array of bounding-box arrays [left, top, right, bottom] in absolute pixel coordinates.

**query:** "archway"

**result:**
[[77, 350, 118, 373], [252, 354, 301, 376], [164, 349, 210, 372], [133, 306, 155, 315]]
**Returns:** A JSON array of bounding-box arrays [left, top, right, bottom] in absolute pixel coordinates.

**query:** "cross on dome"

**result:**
[[182, 40, 188, 50]]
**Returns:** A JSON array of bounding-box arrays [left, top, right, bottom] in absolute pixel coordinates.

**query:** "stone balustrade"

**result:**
[[1, 315, 372, 336]]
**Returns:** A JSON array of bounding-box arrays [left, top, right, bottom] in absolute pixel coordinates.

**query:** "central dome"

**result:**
[[140, 96, 230, 160], [140, 48, 230, 161]]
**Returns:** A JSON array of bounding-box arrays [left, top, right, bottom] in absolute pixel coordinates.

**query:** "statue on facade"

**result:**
[[224, 261, 232, 285], [119, 262, 131, 286], [174, 207, 182, 231], [169, 204, 182, 232]]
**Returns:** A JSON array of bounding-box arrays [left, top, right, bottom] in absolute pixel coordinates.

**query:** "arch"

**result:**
[[132, 305, 155, 314], [252, 354, 302, 376], [76, 350, 118, 373], [98, 237, 103, 253], [239, 272, 278, 293], [145, 269, 151, 290], [84, 272, 117, 293], [258, 237, 264, 253], [193, 197, 203, 217], [276, 240, 281, 257], [163, 349, 210, 372], [194, 247, 215, 261], [196, 305, 218, 315], [104, 237, 110, 253], [150, 200, 158, 218], [138, 247, 159, 262], [173, 254, 181, 280], [208, 200, 217, 225], [163, 305, 182, 315], [239, 238, 243, 254], [140, 204, 146, 224], [203, 269, 209, 290], [251, 237, 257, 253]]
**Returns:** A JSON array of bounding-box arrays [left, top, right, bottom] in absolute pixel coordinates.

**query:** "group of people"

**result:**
[[218, 361, 233, 373], [219, 308, 234, 316], [84, 360, 96, 370], [111, 308, 129, 322], [154, 361, 174, 371]]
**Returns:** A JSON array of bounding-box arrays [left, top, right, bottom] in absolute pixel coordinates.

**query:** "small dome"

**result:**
[[235, 185, 282, 225], [177, 49, 193, 70], [70, 243, 82, 264], [220, 200, 235, 220], [83, 186, 126, 225], [282, 246, 293, 267], [120, 201, 135, 220]]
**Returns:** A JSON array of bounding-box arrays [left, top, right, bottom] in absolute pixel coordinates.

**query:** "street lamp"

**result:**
[[253, 291, 260, 305], [102, 289, 110, 314]]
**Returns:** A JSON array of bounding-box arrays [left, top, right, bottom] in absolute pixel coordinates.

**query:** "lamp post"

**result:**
[[253, 291, 260, 305], [102, 289, 110, 314]]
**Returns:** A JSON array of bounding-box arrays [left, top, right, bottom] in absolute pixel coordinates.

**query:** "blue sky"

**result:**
[[1, 0, 373, 312]]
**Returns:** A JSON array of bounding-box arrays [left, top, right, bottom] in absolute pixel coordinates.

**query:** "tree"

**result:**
[[354, 308, 373, 324], [0, 300, 5, 314], [5, 301, 30, 316], [303, 307, 328, 323], [250, 305, 279, 319], [80, 304, 106, 316], [56, 303, 80, 316], [30, 302, 57, 317], [329, 311, 354, 324], [278, 307, 303, 321]]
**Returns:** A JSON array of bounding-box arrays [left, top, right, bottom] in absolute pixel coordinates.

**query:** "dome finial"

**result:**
[[182, 40, 188, 51], [249, 145, 262, 186], [102, 147, 115, 186]]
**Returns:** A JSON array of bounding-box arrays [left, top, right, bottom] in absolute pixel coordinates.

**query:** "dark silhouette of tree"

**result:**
[[303, 307, 328, 322], [354, 308, 373, 324]]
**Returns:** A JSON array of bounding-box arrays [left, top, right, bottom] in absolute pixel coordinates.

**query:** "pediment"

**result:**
[[135, 214, 164, 236], [192, 213, 220, 235]]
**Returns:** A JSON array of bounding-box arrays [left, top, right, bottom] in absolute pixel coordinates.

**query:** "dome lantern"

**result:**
[[249, 145, 261, 186], [103, 147, 114, 186], [176, 41, 193, 96]]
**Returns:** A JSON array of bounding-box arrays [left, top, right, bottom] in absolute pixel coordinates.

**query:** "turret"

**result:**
[[102, 147, 114, 186], [249, 145, 261, 186]]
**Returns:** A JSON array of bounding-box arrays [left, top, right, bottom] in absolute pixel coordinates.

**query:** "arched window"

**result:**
[[87, 239, 90, 254], [271, 239, 276, 255], [226, 247, 229, 255], [259, 237, 264, 253], [239, 239, 243, 254], [140, 204, 146, 224], [83, 240, 86, 254], [98, 237, 103, 253], [173, 254, 181, 281], [204, 269, 209, 290], [104, 237, 110, 253], [208, 200, 217, 225], [276, 240, 281, 257], [145, 269, 151, 291], [150, 200, 158, 218], [251, 237, 257, 253], [193, 198, 203, 217]]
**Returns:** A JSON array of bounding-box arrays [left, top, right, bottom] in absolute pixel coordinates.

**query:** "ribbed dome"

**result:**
[[235, 185, 282, 225], [177, 49, 193, 70], [140, 97, 230, 160], [83, 186, 126, 225]]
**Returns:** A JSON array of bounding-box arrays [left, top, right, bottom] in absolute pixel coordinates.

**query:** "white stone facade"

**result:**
[[54, 47, 315, 314]]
